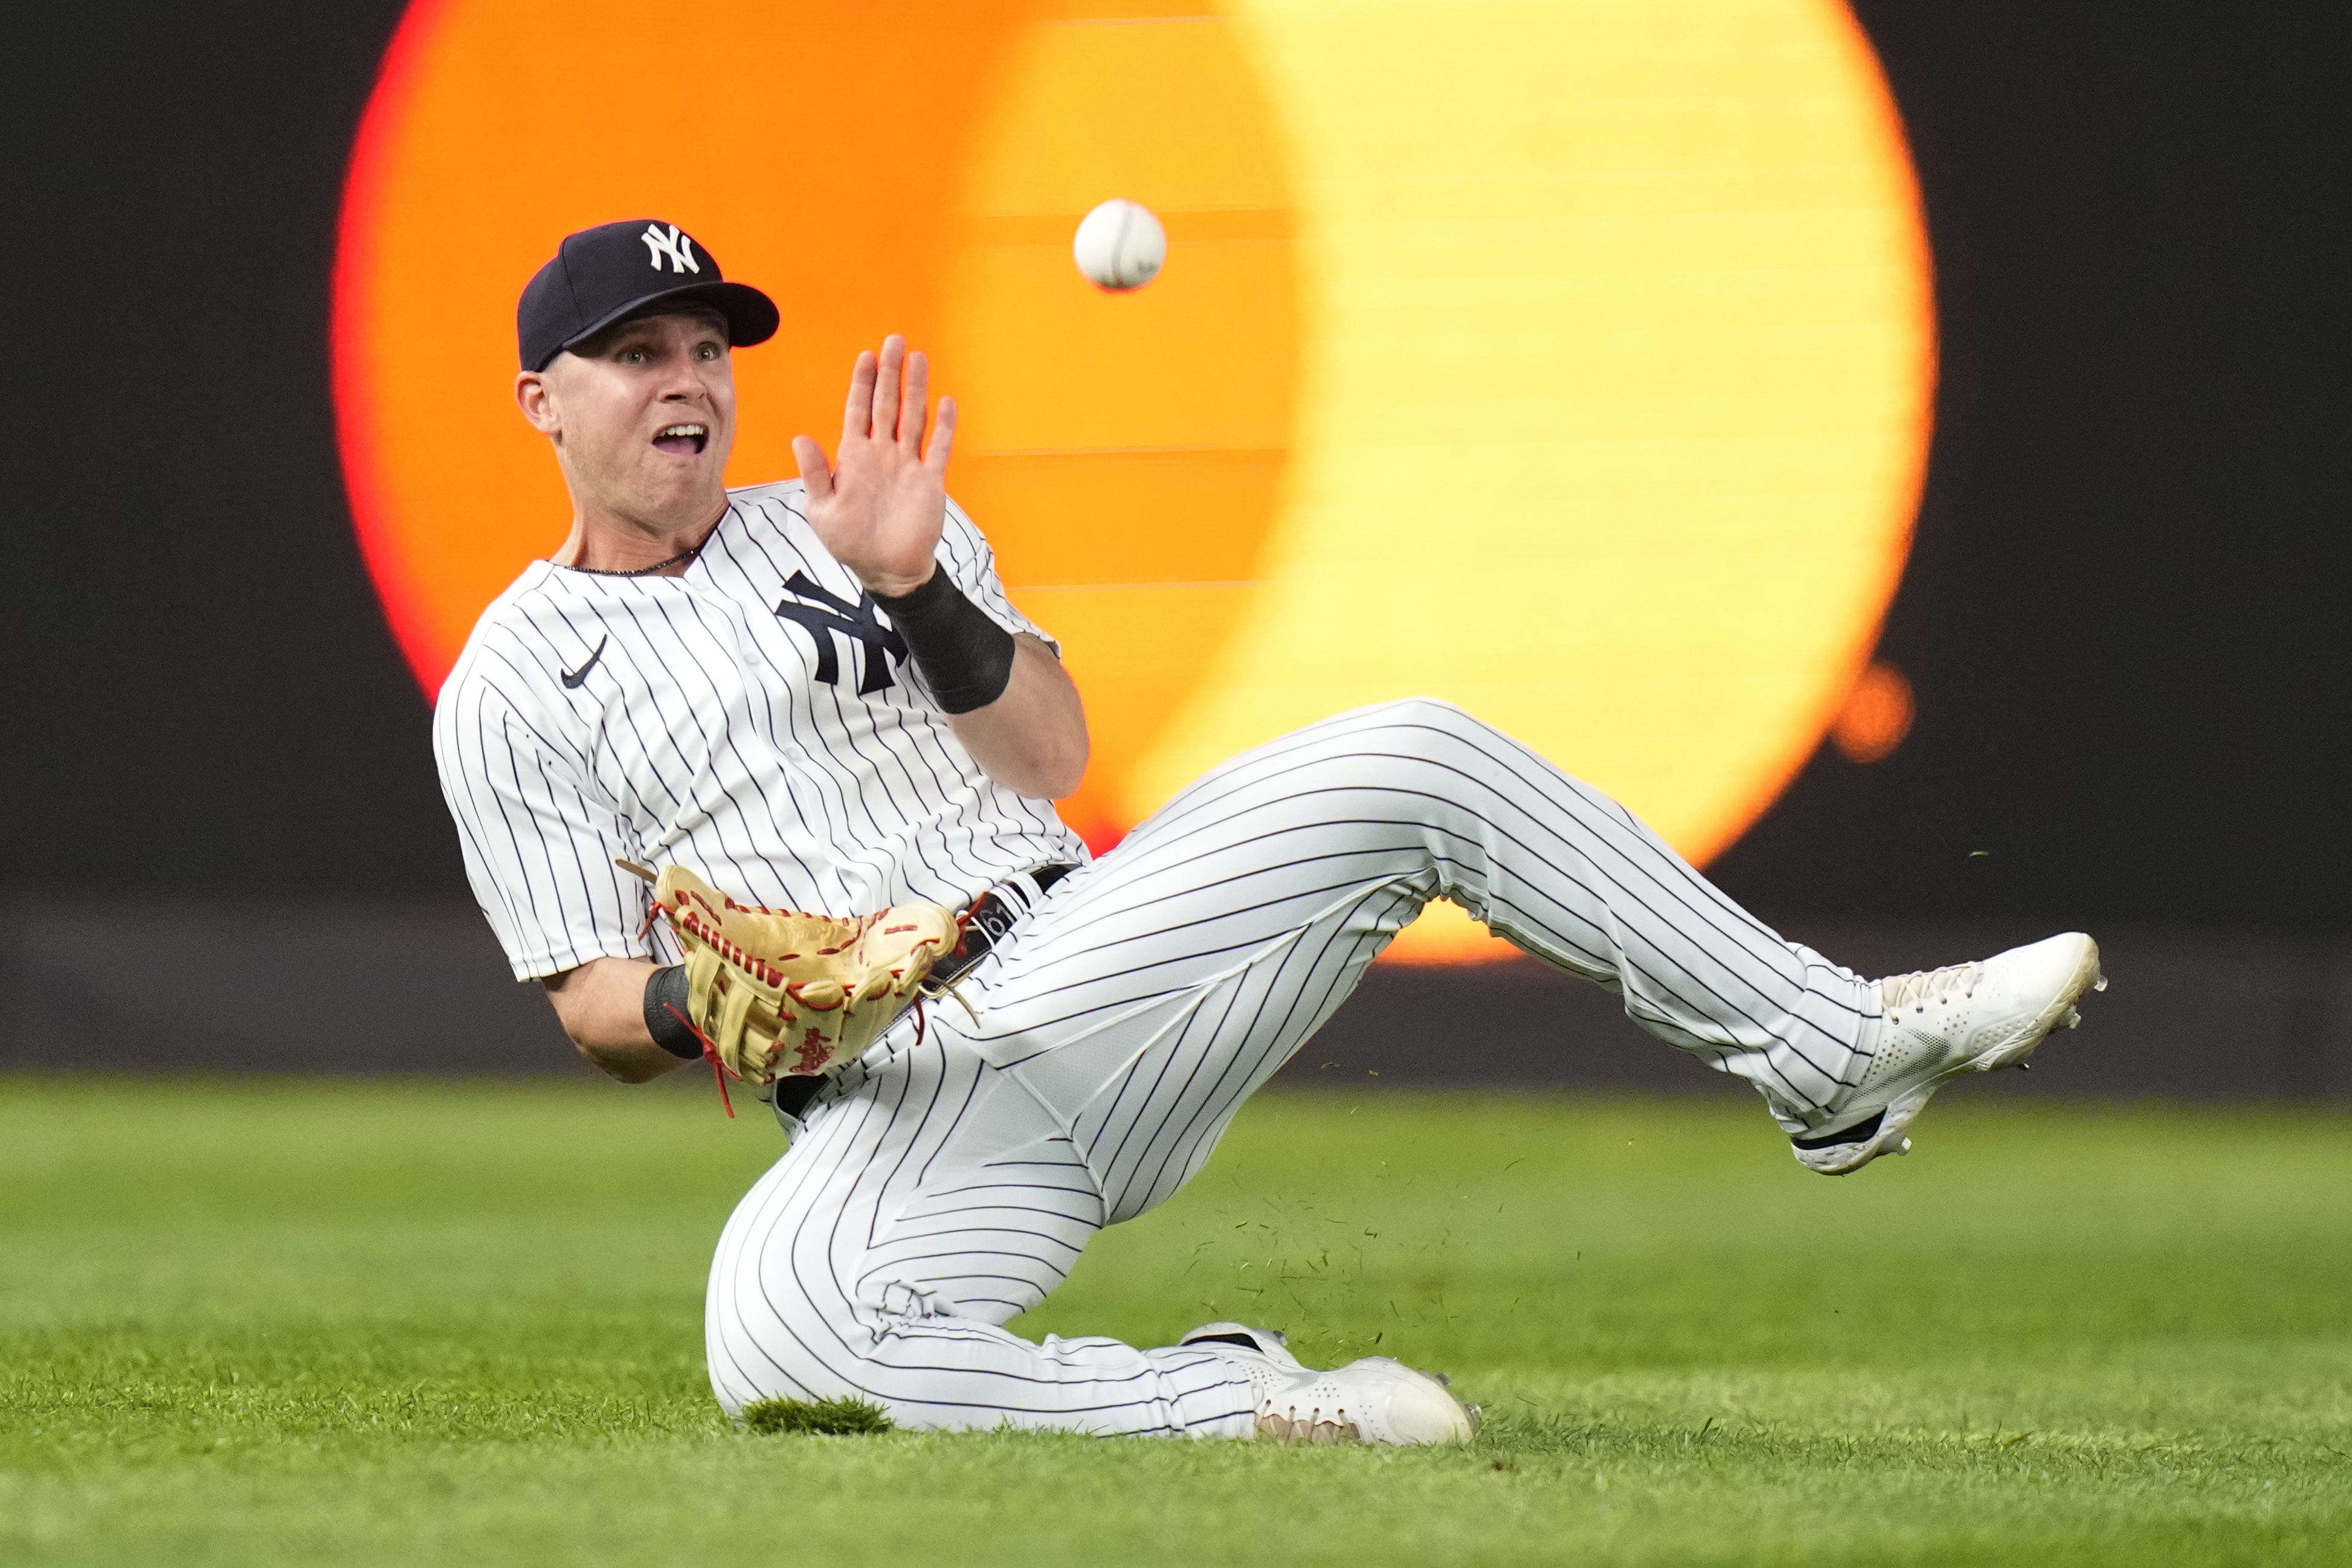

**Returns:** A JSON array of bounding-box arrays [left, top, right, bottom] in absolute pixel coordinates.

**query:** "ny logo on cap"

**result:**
[[641, 223, 701, 275]]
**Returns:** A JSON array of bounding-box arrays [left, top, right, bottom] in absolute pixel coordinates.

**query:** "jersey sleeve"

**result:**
[[938, 495, 1058, 655], [432, 657, 655, 981]]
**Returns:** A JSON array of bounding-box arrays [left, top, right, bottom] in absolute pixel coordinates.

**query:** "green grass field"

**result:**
[[3, 1077, 2348, 1566]]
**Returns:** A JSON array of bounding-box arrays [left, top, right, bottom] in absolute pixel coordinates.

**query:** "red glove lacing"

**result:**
[[662, 1003, 738, 1119]]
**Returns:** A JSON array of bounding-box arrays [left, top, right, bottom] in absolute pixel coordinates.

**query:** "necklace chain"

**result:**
[[566, 538, 705, 578]]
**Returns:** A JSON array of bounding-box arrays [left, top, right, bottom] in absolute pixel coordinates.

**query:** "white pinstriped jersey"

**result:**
[[431, 480, 1084, 981]]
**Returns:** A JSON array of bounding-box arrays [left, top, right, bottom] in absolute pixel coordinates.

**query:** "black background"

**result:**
[[5, 2, 2348, 931]]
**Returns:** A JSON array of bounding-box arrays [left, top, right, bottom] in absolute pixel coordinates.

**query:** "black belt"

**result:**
[[934, 861, 1080, 988], [770, 861, 1079, 1124]]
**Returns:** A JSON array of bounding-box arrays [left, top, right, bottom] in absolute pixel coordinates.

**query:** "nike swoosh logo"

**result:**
[[561, 636, 608, 689]]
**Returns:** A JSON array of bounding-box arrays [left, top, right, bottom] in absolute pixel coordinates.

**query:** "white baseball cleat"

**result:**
[[1793, 932, 2107, 1177], [1178, 1322, 1479, 1445]]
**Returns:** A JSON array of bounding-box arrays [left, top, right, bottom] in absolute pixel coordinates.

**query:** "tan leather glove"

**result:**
[[629, 863, 962, 1085]]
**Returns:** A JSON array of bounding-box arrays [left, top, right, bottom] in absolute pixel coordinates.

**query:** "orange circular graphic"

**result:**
[[336, 0, 1933, 963], [1833, 662, 1916, 765]]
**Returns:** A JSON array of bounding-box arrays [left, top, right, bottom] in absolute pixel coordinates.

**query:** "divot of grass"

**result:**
[[738, 1396, 894, 1436]]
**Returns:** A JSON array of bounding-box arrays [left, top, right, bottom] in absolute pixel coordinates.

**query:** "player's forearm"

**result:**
[[540, 957, 688, 1083], [867, 565, 1087, 799], [944, 635, 1089, 799]]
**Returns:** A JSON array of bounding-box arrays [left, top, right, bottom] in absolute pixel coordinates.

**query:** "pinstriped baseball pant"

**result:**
[[705, 699, 1880, 1433]]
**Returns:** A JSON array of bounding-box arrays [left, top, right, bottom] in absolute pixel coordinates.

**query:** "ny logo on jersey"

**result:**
[[774, 572, 907, 695], [640, 223, 700, 274]]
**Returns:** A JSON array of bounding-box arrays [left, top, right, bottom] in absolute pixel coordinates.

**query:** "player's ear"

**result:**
[[516, 367, 562, 440]]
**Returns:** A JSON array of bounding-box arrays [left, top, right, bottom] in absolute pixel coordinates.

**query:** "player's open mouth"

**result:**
[[653, 422, 709, 455]]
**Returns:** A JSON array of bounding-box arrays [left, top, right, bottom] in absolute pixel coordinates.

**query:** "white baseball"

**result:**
[[1072, 199, 1166, 292]]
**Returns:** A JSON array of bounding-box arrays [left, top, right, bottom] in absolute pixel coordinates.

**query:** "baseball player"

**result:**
[[433, 219, 2105, 1444]]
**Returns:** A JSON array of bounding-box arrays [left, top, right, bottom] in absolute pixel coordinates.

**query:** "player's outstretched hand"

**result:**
[[793, 335, 956, 599]]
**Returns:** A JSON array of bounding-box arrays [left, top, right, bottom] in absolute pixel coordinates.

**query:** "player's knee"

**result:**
[[1370, 695, 1473, 729], [1327, 696, 1483, 757], [1258, 698, 1489, 786]]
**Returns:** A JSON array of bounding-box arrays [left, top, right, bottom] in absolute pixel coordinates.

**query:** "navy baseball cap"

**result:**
[[517, 219, 780, 372]]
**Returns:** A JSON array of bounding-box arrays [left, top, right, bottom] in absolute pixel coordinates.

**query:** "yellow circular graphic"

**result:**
[[337, 0, 1932, 963]]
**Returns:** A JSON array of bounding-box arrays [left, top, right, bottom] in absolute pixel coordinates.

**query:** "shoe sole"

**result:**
[[1798, 936, 2106, 1176]]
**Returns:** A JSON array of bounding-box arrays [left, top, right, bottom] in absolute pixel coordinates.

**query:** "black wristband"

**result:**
[[643, 965, 701, 1059], [874, 568, 1017, 715]]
